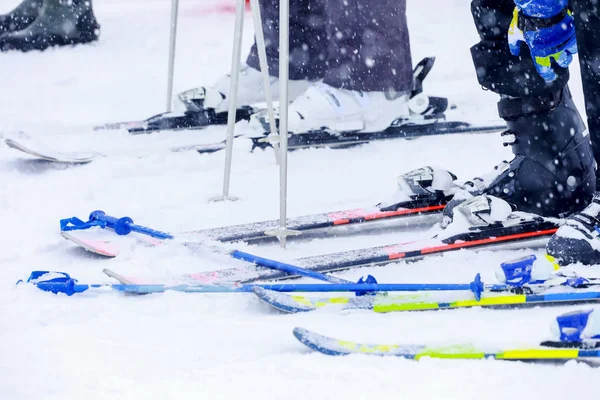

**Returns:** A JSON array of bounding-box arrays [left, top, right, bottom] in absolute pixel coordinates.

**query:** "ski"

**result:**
[[93, 107, 254, 134], [197, 201, 445, 243], [292, 327, 600, 360], [4, 136, 213, 164], [8, 120, 505, 164], [5, 138, 97, 164], [253, 282, 600, 314], [59, 198, 448, 257], [293, 307, 600, 360], [194, 120, 506, 154], [184, 216, 558, 285]]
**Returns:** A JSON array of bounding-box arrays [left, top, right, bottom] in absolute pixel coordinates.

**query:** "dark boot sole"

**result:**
[[0, 26, 99, 52]]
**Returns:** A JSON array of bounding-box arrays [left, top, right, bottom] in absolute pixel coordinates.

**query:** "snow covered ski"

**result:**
[[293, 307, 600, 361], [58, 194, 560, 285], [183, 214, 558, 285], [4, 136, 212, 164], [292, 311, 600, 361], [59, 167, 456, 255], [294, 326, 600, 360], [93, 106, 254, 134], [6, 121, 505, 164], [59, 201, 443, 257], [193, 120, 505, 154], [5, 138, 97, 164], [57, 206, 557, 283], [253, 278, 600, 314]]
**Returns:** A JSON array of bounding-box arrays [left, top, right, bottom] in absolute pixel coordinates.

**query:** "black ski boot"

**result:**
[[0, 0, 42, 35], [482, 87, 595, 216], [0, 0, 100, 52], [547, 194, 600, 265], [443, 86, 595, 225]]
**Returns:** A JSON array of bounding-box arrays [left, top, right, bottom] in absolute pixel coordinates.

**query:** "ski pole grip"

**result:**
[[89, 210, 174, 239], [89, 210, 133, 235]]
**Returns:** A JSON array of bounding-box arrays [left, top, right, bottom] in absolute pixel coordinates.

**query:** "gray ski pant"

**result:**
[[245, 0, 413, 93]]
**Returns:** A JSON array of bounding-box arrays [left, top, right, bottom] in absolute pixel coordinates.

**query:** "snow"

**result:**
[[1, 0, 599, 399]]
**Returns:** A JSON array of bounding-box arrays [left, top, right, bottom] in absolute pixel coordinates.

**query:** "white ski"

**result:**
[[5, 138, 97, 164]]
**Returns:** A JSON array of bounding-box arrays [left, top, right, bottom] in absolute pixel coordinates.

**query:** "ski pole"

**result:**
[[228, 250, 353, 284], [22, 271, 510, 296], [277, 0, 290, 248], [221, 0, 246, 200], [166, 0, 179, 112], [249, 0, 281, 165]]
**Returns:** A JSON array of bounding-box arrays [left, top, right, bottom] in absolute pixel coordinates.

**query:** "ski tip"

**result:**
[[60, 231, 120, 258], [252, 287, 318, 313], [293, 327, 316, 349], [293, 327, 351, 356]]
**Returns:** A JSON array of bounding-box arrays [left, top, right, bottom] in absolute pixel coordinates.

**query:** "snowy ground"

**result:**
[[1, 0, 599, 399]]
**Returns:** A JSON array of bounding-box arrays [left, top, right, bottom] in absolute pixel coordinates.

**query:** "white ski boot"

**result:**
[[285, 83, 415, 133]]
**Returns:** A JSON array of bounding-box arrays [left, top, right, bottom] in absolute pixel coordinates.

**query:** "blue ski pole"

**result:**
[[22, 271, 510, 296], [228, 250, 353, 284]]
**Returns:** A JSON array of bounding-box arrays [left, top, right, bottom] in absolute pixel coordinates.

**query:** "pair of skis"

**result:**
[[4, 58, 506, 164], [59, 202, 557, 286]]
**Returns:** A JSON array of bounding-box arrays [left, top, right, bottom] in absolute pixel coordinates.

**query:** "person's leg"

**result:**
[[322, 0, 412, 94], [285, 0, 416, 133], [179, 0, 325, 113], [546, 1, 600, 265], [0, 0, 99, 52], [246, 0, 328, 81], [0, 0, 42, 35]]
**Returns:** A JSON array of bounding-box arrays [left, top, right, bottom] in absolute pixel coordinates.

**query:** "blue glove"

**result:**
[[508, 0, 577, 82]]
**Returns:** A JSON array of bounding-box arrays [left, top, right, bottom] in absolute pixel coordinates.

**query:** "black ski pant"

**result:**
[[245, 0, 413, 93]]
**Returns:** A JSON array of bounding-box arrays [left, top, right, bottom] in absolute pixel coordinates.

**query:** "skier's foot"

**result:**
[[178, 64, 313, 113], [390, 86, 595, 225], [546, 194, 600, 265], [0, 0, 100, 52], [285, 83, 413, 133], [0, 0, 42, 35]]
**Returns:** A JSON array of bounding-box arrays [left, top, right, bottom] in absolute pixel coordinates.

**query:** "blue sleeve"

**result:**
[[513, 0, 569, 18]]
